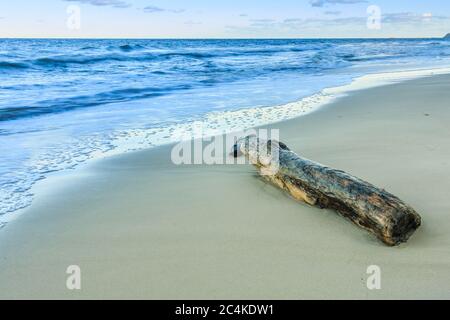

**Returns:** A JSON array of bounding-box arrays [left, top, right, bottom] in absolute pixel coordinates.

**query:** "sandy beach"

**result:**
[[1, 74, 450, 299]]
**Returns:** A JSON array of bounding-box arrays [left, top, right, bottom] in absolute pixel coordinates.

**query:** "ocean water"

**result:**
[[1, 38, 450, 220]]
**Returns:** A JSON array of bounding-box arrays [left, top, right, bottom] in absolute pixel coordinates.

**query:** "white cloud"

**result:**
[[63, 0, 131, 8], [142, 5, 164, 13], [324, 11, 342, 15], [143, 5, 184, 13], [382, 12, 446, 23], [310, 0, 367, 7], [225, 11, 450, 37]]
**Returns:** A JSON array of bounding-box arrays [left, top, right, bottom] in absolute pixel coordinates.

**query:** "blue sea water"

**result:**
[[1, 38, 450, 218]]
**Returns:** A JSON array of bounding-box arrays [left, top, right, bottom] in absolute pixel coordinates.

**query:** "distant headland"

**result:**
[[444, 33, 450, 39]]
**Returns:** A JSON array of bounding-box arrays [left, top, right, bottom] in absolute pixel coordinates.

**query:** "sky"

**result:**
[[0, 0, 450, 38]]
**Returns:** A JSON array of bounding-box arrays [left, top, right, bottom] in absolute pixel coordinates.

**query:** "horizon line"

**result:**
[[0, 36, 446, 40]]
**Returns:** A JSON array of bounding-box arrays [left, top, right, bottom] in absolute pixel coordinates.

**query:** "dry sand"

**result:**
[[1, 74, 450, 299]]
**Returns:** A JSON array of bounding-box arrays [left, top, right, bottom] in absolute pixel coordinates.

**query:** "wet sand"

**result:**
[[1, 74, 450, 299]]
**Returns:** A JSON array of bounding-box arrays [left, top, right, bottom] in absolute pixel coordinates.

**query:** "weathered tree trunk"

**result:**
[[233, 135, 421, 246]]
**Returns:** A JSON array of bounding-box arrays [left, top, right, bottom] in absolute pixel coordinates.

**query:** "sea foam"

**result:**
[[2, 66, 449, 226]]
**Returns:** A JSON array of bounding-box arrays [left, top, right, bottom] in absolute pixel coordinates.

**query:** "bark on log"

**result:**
[[233, 135, 421, 246]]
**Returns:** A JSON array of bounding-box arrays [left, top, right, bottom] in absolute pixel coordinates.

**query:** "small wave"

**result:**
[[158, 49, 279, 59], [161, 51, 218, 59], [265, 65, 306, 73], [339, 53, 356, 60], [118, 44, 145, 52], [307, 53, 351, 69], [238, 48, 286, 55], [0, 61, 29, 70], [17, 48, 303, 69], [347, 54, 398, 62], [424, 41, 443, 46], [34, 55, 125, 66], [0, 84, 193, 122], [290, 47, 306, 52], [32, 51, 206, 67], [29, 52, 166, 67]]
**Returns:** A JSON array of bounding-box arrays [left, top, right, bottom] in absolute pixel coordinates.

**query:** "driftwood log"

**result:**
[[233, 135, 421, 246]]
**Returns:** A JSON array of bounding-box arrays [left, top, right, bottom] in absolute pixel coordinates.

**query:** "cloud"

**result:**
[[143, 5, 184, 13], [295, 13, 448, 27], [63, 0, 131, 8], [281, 16, 366, 27], [226, 11, 450, 36], [324, 11, 341, 15], [250, 19, 276, 23], [283, 18, 303, 23], [310, 0, 367, 7], [142, 5, 164, 13], [382, 12, 447, 23]]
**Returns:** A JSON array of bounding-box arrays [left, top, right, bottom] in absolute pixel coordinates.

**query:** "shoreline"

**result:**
[[1, 74, 450, 298], [2, 66, 450, 225]]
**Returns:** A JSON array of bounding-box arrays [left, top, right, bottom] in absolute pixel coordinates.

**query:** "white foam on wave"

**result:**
[[107, 66, 450, 154], [1, 66, 450, 226]]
